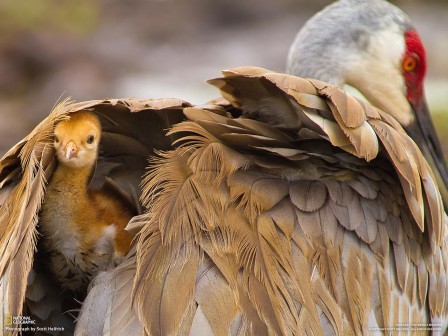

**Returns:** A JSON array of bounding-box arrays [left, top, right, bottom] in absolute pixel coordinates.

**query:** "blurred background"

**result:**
[[0, 0, 447, 155]]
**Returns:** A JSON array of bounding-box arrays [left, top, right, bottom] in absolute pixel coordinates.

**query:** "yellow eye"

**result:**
[[403, 55, 418, 72]]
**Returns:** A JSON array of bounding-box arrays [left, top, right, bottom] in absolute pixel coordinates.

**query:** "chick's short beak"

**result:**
[[64, 141, 79, 159]]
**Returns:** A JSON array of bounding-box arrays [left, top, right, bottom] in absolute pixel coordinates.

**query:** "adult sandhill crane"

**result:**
[[76, 0, 446, 335], [0, 1, 446, 336], [287, 0, 448, 208]]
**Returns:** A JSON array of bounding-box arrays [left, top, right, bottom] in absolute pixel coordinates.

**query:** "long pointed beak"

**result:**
[[406, 98, 448, 209], [64, 141, 79, 159]]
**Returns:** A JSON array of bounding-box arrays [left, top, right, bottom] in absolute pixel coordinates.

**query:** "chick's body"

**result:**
[[40, 112, 133, 295]]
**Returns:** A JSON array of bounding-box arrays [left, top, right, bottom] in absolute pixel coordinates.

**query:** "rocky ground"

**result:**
[[0, 0, 447, 155]]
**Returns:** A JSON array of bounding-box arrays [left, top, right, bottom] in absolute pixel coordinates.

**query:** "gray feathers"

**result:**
[[286, 0, 412, 85]]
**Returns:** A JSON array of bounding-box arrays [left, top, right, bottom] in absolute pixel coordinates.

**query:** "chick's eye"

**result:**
[[54, 136, 59, 143], [87, 135, 95, 144], [403, 54, 419, 72]]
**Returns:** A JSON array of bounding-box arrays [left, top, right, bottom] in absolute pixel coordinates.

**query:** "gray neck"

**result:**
[[286, 0, 411, 86]]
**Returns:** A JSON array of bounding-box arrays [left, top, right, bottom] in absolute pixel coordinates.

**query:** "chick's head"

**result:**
[[53, 111, 101, 169]]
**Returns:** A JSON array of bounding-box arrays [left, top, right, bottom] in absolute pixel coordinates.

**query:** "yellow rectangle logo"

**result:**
[[5, 314, 12, 326]]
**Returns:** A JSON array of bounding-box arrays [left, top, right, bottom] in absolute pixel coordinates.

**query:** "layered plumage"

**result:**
[[287, 0, 448, 209], [77, 0, 447, 334], [1, 0, 447, 334], [0, 98, 187, 335], [128, 67, 447, 335]]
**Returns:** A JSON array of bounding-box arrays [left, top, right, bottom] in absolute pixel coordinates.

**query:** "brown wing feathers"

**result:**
[[1, 67, 447, 335], [135, 67, 447, 335]]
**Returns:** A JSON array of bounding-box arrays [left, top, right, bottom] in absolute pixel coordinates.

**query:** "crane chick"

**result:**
[[40, 111, 133, 295]]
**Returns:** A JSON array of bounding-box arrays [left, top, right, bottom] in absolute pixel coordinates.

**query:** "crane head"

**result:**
[[53, 111, 101, 169], [287, 0, 448, 206]]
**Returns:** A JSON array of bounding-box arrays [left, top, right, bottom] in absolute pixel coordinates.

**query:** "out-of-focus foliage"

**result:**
[[433, 111, 448, 161], [0, 0, 99, 38]]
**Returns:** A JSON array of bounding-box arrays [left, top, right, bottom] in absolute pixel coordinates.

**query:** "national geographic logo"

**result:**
[[3, 315, 64, 333], [4, 315, 12, 326]]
